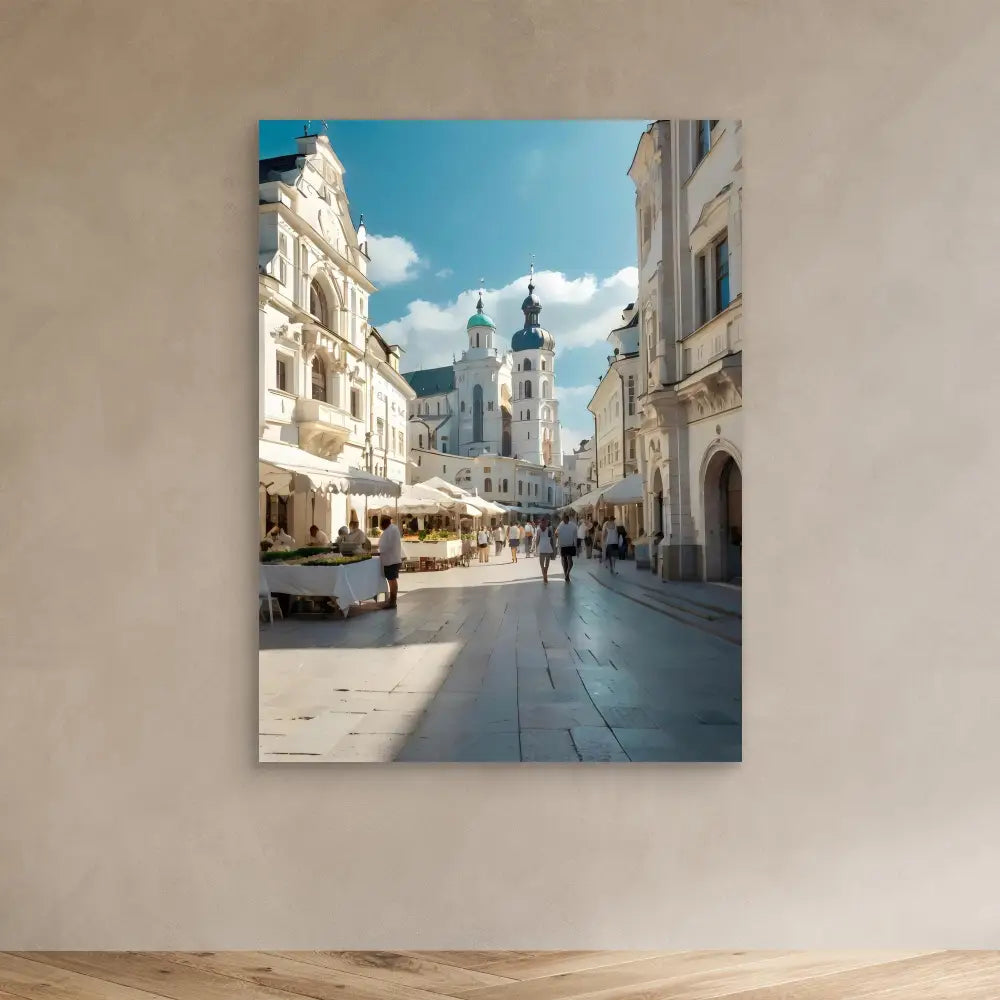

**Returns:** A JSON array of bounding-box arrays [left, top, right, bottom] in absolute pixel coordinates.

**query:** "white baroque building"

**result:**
[[629, 120, 743, 582], [258, 131, 415, 541], [404, 269, 567, 513]]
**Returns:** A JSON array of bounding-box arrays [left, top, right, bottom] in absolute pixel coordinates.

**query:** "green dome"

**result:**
[[468, 312, 495, 329]]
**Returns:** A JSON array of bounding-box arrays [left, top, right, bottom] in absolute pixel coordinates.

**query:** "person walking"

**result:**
[[377, 514, 403, 609], [476, 525, 490, 563], [536, 516, 555, 584], [602, 513, 619, 574], [523, 519, 535, 557], [555, 512, 579, 582], [507, 520, 521, 562], [493, 523, 504, 557], [575, 515, 584, 558]]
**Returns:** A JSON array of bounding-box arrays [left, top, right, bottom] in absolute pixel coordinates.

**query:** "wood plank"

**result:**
[[273, 952, 516, 994], [0, 953, 172, 1000], [164, 951, 455, 1000], [469, 952, 670, 981], [417, 954, 541, 973], [720, 952, 1000, 1000], [11, 952, 331, 1000], [450, 951, 929, 1000]]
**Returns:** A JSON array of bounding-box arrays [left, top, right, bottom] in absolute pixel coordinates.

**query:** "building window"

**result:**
[[523, 358, 532, 372], [541, 360, 546, 371], [526, 409, 531, 421], [418, 434, 424, 449], [502, 478, 508, 492], [614, 398, 620, 417], [436, 401, 441, 415], [629, 439, 636, 460], [484, 477, 493, 492], [473, 384, 484, 441], [488, 400, 494, 411], [278, 233, 288, 256], [524, 380, 532, 399], [398, 430, 404, 454], [310, 280, 330, 328], [376, 418, 385, 449], [534, 484, 539, 496], [350, 387, 362, 419], [547, 486, 553, 503], [461, 401, 466, 413], [278, 258, 287, 284], [697, 119, 718, 162], [518, 481, 523, 496], [627, 375, 635, 415], [311, 356, 327, 401], [276, 357, 288, 391], [475, 333, 480, 348], [714, 233, 730, 313], [697, 253, 708, 326], [441, 439, 448, 454]]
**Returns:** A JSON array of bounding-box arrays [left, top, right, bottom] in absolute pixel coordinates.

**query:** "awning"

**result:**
[[600, 472, 644, 505], [259, 439, 401, 498], [370, 482, 464, 515], [570, 487, 605, 511]]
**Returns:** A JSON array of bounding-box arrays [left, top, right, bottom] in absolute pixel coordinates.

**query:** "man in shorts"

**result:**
[[378, 514, 403, 609], [555, 512, 579, 582]]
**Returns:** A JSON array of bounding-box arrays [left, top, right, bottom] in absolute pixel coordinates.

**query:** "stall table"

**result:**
[[261, 558, 387, 618]]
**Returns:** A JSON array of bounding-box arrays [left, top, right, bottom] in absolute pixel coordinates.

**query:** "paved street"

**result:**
[[259, 553, 741, 762]]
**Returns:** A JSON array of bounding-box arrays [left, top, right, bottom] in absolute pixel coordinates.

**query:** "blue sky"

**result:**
[[259, 119, 647, 453]]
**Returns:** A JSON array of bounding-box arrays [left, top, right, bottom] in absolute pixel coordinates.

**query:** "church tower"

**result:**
[[510, 265, 560, 465], [454, 283, 512, 457]]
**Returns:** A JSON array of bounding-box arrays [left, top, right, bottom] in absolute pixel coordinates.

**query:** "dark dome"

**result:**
[[521, 292, 540, 311], [512, 325, 555, 352]]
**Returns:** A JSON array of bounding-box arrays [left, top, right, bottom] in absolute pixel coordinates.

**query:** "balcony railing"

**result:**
[[681, 299, 742, 378], [294, 397, 362, 437]]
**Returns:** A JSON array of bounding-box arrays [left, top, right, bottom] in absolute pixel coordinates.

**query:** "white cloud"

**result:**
[[367, 234, 422, 285], [435, 267, 453, 278]]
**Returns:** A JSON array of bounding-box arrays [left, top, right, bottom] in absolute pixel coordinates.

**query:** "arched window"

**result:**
[[484, 477, 493, 492], [502, 478, 508, 492], [523, 358, 532, 372], [542, 380, 551, 399], [541, 407, 549, 421], [526, 409, 531, 421], [541, 360, 546, 371], [547, 486, 553, 503], [473, 384, 484, 441], [310, 280, 330, 329], [524, 380, 532, 399], [418, 434, 424, 448], [311, 355, 327, 401], [436, 401, 441, 415], [475, 333, 480, 348], [518, 481, 523, 496]]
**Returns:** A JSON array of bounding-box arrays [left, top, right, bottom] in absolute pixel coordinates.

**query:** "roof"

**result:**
[[258, 154, 301, 183], [468, 313, 495, 329], [402, 365, 456, 397], [512, 325, 555, 352]]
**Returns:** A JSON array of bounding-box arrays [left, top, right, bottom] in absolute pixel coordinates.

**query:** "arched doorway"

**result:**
[[651, 466, 665, 541], [702, 449, 742, 582]]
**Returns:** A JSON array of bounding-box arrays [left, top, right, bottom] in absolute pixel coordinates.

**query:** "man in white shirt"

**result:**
[[554, 512, 579, 582], [265, 522, 295, 551], [342, 518, 368, 551], [476, 525, 490, 563], [493, 523, 505, 557], [377, 515, 403, 610], [523, 519, 535, 557], [307, 524, 331, 547]]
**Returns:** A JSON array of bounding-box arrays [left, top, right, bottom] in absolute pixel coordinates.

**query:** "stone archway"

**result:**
[[651, 465, 665, 540], [701, 446, 742, 582]]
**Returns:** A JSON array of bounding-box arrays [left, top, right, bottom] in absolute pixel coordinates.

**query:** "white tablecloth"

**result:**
[[261, 558, 388, 616]]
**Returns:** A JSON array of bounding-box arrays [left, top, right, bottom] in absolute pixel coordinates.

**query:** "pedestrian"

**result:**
[[555, 511, 579, 582], [523, 519, 535, 557], [507, 520, 521, 562], [377, 514, 403, 609], [617, 523, 628, 561], [536, 517, 555, 583], [602, 513, 619, 574], [493, 523, 504, 557], [575, 515, 584, 558], [477, 525, 490, 563]]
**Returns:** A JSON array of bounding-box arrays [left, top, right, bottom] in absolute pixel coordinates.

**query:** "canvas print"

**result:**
[[258, 119, 743, 762]]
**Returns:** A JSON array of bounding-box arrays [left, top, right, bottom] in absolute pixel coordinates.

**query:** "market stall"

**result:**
[[259, 556, 387, 618]]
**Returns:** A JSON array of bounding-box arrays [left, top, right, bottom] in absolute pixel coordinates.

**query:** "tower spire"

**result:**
[[476, 276, 485, 314], [528, 254, 535, 292]]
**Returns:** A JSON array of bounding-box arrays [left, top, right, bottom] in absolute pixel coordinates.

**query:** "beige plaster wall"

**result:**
[[1, 0, 998, 949]]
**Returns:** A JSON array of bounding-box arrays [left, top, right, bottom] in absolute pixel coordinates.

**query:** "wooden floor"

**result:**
[[2, 951, 999, 999]]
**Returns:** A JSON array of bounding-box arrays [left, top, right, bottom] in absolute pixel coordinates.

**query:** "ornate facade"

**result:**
[[629, 120, 743, 582]]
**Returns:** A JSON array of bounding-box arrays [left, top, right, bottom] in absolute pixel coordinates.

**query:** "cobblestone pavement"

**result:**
[[259, 550, 741, 762]]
